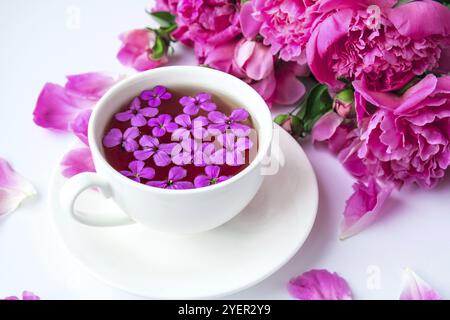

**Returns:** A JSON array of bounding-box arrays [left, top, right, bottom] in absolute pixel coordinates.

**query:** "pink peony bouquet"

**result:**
[[33, 0, 450, 238]]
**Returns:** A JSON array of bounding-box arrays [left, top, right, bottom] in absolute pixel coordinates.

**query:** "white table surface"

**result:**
[[1, 0, 449, 300]]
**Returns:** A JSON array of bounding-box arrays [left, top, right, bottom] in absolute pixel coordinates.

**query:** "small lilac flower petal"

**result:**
[[172, 128, 190, 140], [122, 140, 139, 152], [140, 90, 153, 101], [140, 107, 158, 118], [130, 97, 141, 110], [139, 135, 159, 148], [230, 108, 249, 122], [183, 104, 200, 115], [146, 180, 167, 188], [159, 114, 172, 125], [165, 122, 179, 133], [175, 114, 192, 127], [152, 127, 166, 137], [130, 113, 147, 127], [139, 167, 156, 180], [120, 170, 133, 177], [147, 117, 160, 127], [103, 128, 122, 148], [288, 269, 353, 300], [123, 127, 140, 140], [194, 175, 211, 188], [159, 143, 177, 154], [400, 268, 441, 300], [205, 165, 220, 179], [60, 147, 95, 178], [133, 149, 154, 161], [128, 160, 144, 175], [196, 93, 211, 102], [208, 111, 227, 124], [170, 181, 194, 190], [231, 123, 251, 135], [201, 101, 217, 112], [153, 151, 172, 167], [115, 111, 134, 122], [148, 97, 161, 107], [179, 96, 196, 107], [153, 85, 167, 96], [217, 176, 229, 183], [168, 166, 187, 181], [0, 158, 36, 216], [340, 178, 394, 240]]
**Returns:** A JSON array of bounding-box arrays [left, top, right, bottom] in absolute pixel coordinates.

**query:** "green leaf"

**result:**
[[299, 84, 332, 133], [151, 35, 166, 60], [274, 114, 289, 125], [290, 115, 304, 136], [149, 11, 176, 27]]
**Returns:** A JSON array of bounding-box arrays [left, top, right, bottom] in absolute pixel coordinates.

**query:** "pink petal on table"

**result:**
[[0, 158, 36, 217], [288, 269, 353, 300], [312, 111, 343, 142], [33, 73, 121, 137], [60, 147, 95, 179], [399, 268, 441, 300], [2, 291, 40, 300], [340, 177, 394, 240]]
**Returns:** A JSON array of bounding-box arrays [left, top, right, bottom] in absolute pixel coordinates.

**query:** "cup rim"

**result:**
[[88, 66, 273, 194]]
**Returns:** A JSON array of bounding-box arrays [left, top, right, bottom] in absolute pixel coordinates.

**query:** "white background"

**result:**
[[0, 0, 449, 300]]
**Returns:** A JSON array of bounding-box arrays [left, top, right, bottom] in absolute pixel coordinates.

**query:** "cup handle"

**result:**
[[60, 172, 134, 227]]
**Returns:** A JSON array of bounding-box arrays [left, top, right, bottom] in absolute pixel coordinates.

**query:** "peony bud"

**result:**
[[274, 114, 303, 137], [333, 88, 355, 118]]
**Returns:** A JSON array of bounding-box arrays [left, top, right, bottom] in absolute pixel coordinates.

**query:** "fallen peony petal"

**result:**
[[0, 158, 36, 217], [340, 177, 394, 239], [60, 147, 95, 178], [399, 268, 441, 300], [288, 269, 352, 300], [33, 72, 121, 144], [312, 111, 344, 142], [3, 291, 40, 300]]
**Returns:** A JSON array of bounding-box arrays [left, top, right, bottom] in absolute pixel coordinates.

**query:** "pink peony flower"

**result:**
[[288, 269, 352, 300], [307, 0, 450, 92], [33, 72, 122, 145], [354, 74, 450, 189], [153, 0, 179, 14], [117, 29, 168, 72], [239, 0, 317, 63], [0, 158, 36, 217], [173, 0, 241, 53], [233, 39, 274, 81], [201, 37, 307, 106]]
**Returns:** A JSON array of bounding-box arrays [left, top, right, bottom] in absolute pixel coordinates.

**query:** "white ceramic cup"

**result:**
[[60, 66, 273, 233]]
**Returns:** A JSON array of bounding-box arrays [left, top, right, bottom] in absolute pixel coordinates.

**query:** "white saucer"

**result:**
[[49, 126, 318, 299]]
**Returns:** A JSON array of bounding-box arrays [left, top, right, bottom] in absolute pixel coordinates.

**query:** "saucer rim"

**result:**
[[48, 126, 319, 299]]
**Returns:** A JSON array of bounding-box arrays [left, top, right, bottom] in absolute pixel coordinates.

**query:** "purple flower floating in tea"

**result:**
[[140, 85, 172, 107], [147, 166, 194, 190], [194, 165, 229, 188], [115, 97, 158, 127], [103, 127, 140, 152], [171, 139, 213, 167], [212, 133, 253, 166], [208, 108, 251, 134], [172, 114, 209, 140], [148, 114, 179, 137], [101, 85, 257, 190], [120, 160, 155, 183], [134, 135, 177, 166], [179, 93, 217, 115]]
